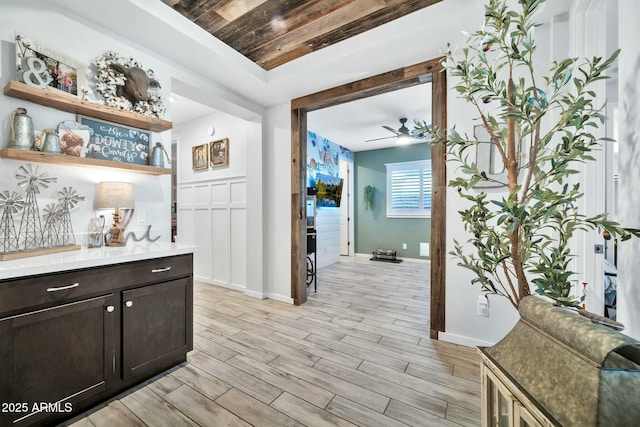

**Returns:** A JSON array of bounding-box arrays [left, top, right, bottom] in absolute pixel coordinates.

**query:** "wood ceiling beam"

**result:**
[[291, 57, 443, 111]]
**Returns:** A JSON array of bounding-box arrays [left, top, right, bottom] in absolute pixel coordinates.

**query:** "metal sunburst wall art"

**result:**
[[0, 163, 84, 260]]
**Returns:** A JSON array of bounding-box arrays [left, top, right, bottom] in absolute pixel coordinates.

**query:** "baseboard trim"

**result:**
[[243, 289, 266, 300], [264, 293, 295, 304], [195, 278, 245, 293], [355, 252, 429, 264], [438, 331, 495, 348]]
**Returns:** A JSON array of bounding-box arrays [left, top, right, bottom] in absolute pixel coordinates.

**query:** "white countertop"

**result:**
[[0, 242, 197, 280]]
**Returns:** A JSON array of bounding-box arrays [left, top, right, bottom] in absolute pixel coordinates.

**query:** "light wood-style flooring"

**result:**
[[68, 257, 481, 426]]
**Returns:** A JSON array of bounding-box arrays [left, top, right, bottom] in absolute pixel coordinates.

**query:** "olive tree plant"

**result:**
[[422, 0, 636, 310]]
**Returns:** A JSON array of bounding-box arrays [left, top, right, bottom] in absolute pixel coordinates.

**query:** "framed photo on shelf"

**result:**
[[210, 138, 229, 167], [192, 143, 209, 170], [15, 33, 86, 97]]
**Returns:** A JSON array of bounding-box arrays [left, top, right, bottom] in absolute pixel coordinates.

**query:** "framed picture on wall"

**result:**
[[192, 143, 209, 170], [210, 138, 229, 167]]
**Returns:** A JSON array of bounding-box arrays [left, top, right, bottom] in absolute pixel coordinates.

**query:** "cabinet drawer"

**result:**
[[0, 268, 119, 316], [122, 254, 193, 287], [0, 254, 193, 317]]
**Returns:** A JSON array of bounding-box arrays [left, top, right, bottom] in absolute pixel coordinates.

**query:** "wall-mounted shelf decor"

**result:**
[[3, 81, 172, 132], [0, 148, 171, 175]]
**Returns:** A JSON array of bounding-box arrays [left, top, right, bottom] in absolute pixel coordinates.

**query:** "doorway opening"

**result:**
[[290, 58, 448, 339], [338, 159, 352, 257]]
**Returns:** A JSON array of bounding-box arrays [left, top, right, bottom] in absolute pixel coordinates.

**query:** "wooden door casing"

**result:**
[[291, 58, 447, 338]]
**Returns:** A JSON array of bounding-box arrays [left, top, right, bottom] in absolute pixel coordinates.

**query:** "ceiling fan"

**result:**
[[365, 117, 427, 143]]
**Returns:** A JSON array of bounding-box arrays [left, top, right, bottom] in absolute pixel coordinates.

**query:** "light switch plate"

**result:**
[[477, 295, 490, 317]]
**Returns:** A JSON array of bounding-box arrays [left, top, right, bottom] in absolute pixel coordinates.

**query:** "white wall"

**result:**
[[178, 178, 247, 290], [263, 103, 293, 302], [617, 0, 640, 340], [174, 113, 249, 183], [173, 112, 250, 291], [0, 6, 176, 245], [429, 2, 520, 347]]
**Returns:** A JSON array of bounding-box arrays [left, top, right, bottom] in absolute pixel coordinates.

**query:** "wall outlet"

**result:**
[[477, 295, 490, 317], [402, 243, 407, 250], [137, 211, 146, 225], [420, 242, 430, 257]]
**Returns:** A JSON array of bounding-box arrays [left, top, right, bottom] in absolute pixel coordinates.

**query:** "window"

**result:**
[[386, 160, 431, 218]]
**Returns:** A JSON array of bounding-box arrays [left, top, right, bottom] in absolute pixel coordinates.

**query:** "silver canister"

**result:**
[[149, 142, 170, 167], [41, 129, 61, 153], [9, 108, 35, 150]]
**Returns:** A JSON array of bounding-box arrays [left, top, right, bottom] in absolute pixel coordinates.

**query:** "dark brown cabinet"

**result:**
[[0, 253, 193, 427], [0, 294, 116, 427], [122, 278, 191, 380]]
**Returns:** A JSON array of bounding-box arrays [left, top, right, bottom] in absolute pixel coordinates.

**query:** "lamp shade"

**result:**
[[96, 182, 134, 209]]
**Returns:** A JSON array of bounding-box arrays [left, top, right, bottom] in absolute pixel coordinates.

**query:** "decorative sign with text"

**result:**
[[78, 116, 150, 165]]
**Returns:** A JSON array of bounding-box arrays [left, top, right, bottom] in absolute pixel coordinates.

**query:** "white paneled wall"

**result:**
[[315, 207, 340, 269], [178, 177, 247, 290]]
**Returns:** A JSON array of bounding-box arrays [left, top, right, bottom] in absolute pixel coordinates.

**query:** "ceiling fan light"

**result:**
[[397, 134, 411, 144]]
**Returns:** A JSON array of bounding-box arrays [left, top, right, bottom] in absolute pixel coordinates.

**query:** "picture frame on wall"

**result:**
[[15, 33, 86, 97], [210, 138, 229, 168], [192, 143, 209, 170]]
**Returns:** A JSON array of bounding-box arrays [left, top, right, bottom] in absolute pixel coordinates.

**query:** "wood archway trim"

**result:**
[[291, 57, 447, 339]]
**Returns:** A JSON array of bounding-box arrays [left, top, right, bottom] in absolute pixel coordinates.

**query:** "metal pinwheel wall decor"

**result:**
[[0, 164, 84, 260]]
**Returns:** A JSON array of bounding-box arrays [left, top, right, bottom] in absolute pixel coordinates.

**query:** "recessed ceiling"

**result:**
[[161, 0, 444, 70]]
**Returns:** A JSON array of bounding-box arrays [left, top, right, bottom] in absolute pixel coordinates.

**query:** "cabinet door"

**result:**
[[0, 294, 116, 427], [483, 366, 514, 427], [122, 278, 191, 380], [515, 404, 542, 427]]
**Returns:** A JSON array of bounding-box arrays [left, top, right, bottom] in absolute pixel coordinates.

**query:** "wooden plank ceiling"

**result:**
[[162, 0, 443, 70]]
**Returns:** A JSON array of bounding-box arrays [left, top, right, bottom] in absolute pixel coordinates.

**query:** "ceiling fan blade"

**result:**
[[381, 125, 399, 135], [365, 135, 396, 143]]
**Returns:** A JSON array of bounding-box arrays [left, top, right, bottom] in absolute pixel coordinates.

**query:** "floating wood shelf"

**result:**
[[3, 81, 172, 132], [0, 148, 171, 175]]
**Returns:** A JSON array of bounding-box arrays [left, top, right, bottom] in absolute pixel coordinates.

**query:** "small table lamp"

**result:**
[[97, 182, 134, 246]]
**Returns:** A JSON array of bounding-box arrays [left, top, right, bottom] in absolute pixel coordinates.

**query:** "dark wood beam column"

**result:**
[[430, 65, 447, 339], [291, 107, 307, 305]]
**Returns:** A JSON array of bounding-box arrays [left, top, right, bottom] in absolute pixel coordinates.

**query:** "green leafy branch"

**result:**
[[418, 0, 637, 309]]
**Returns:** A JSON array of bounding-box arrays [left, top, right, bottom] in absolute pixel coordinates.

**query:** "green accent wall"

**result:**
[[354, 143, 431, 259]]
